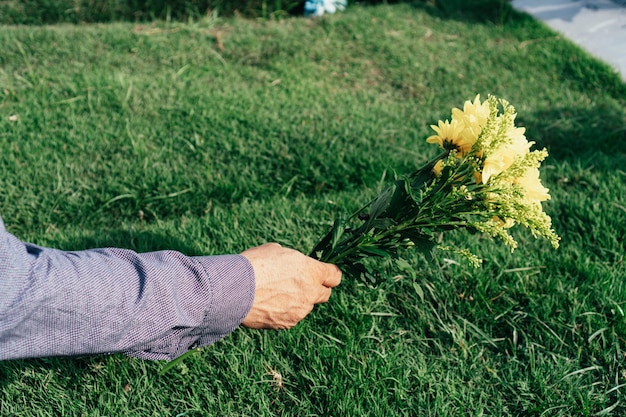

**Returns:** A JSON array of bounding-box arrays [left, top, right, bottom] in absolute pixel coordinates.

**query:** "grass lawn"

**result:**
[[1, 3, 625, 416]]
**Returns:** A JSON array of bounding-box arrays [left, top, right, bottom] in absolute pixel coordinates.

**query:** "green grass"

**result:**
[[1, 3, 625, 416], [0, 0, 303, 23], [0, 0, 515, 24]]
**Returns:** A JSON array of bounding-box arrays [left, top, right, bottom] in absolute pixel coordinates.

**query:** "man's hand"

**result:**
[[240, 243, 342, 330]]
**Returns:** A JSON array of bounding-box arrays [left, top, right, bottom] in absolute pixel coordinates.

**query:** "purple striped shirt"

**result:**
[[0, 216, 255, 361]]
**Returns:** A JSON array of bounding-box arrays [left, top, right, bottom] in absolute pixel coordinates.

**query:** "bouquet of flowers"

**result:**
[[310, 95, 560, 278]]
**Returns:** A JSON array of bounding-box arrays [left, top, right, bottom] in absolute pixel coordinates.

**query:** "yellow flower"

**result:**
[[426, 118, 466, 151], [458, 125, 483, 155], [427, 96, 491, 157], [451, 94, 490, 132], [516, 167, 550, 203], [482, 132, 532, 183]]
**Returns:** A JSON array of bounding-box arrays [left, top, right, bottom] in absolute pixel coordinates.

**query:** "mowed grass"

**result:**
[[1, 3, 625, 416]]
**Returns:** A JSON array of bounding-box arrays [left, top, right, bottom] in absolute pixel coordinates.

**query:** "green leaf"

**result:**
[[413, 282, 425, 303], [409, 163, 438, 189], [360, 245, 393, 258], [368, 217, 395, 230], [384, 178, 411, 217], [159, 348, 202, 375], [330, 217, 347, 250], [412, 238, 437, 261], [340, 261, 369, 280], [400, 228, 431, 243], [309, 228, 333, 259], [369, 184, 396, 219]]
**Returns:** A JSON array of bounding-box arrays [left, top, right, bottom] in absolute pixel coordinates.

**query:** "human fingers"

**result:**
[[314, 286, 333, 304], [317, 262, 342, 288]]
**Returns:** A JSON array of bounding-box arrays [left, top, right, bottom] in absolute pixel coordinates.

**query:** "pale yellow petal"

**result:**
[[517, 168, 550, 202], [425, 119, 465, 151]]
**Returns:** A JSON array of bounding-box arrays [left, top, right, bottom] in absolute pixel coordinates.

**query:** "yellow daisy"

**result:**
[[426, 118, 464, 147], [426, 118, 472, 154]]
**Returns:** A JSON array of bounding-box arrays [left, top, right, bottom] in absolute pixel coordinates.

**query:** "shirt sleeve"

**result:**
[[0, 218, 256, 361]]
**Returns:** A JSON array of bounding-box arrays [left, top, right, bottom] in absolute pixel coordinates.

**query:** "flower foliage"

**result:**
[[310, 95, 560, 279]]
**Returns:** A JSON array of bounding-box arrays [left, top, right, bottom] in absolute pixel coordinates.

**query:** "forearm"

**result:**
[[0, 226, 255, 361]]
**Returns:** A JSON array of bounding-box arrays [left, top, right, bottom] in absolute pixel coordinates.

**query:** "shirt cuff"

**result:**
[[134, 253, 256, 361], [195, 254, 256, 338]]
